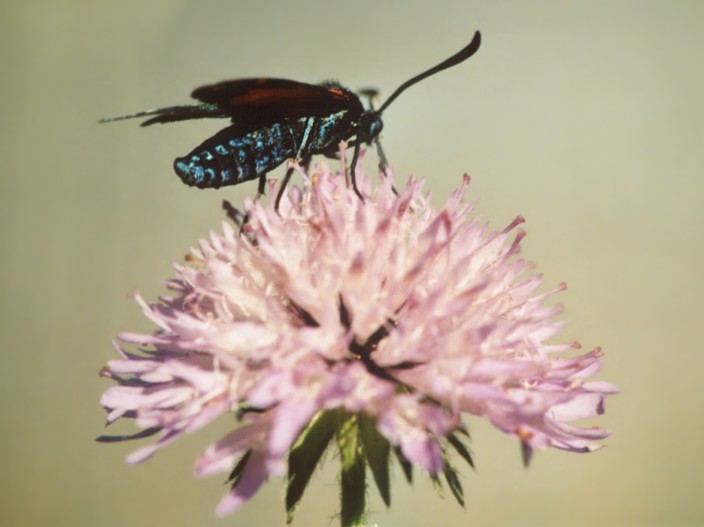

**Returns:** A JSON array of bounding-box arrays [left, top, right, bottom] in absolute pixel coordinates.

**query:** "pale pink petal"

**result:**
[[215, 450, 269, 517]]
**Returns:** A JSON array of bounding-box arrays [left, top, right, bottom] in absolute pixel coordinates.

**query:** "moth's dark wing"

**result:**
[[99, 104, 226, 127], [191, 78, 364, 124], [139, 104, 226, 126]]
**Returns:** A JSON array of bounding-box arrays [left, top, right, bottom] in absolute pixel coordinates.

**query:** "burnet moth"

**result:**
[[101, 31, 481, 205]]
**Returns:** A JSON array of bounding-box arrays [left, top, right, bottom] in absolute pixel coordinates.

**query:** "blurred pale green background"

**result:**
[[2, 1, 702, 526]]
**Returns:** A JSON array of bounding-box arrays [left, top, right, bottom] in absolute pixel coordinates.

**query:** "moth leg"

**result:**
[[231, 172, 268, 233], [222, 199, 246, 228], [274, 165, 294, 212], [349, 139, 364, 201], [274, 156, 311, 212], [256, 172, 267, 201], [375, 138, 398, 195], [375, 138, 389, 174]]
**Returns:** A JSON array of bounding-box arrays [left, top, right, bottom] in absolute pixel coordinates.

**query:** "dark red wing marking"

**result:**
[[191, 78, 364, 121]]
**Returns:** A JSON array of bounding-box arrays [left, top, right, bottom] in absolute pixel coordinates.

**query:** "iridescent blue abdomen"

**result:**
[[174, 110, 354, 189], [175, 122, 295, 188]]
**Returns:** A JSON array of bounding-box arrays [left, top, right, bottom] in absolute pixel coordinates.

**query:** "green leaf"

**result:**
[[443, 462, 465, 507], [393, 446, 413, 484], [358, 413, 391, 507], [447, 431, 475, 470], [285, 411, 337, 524], [430, 472, 443, 496], [337, 413, 367, 527], [227, 450, 252, 489], [521, 440, 533, 467]]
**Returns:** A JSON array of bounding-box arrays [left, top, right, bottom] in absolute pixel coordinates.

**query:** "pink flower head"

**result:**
[[99, 157, 617, 521]]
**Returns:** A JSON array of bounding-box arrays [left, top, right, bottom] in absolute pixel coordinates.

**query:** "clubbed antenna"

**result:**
[[378, 31, 481, 114]]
